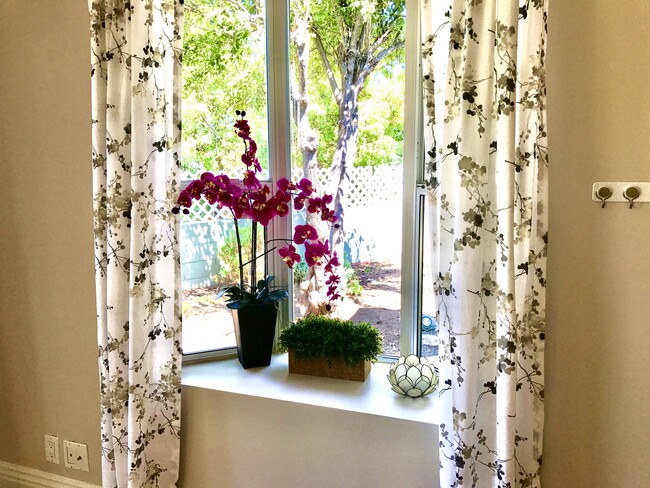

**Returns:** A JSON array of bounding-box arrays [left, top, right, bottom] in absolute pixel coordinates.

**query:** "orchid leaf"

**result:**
[[220, 275, 288, 309]]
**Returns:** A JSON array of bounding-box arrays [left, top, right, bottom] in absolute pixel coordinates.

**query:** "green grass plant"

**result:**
[[278, 315, 382, 366]]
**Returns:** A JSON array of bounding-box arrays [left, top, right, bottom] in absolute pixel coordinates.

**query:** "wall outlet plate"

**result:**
[[63, 440, 89, 472], [44, 434, 59, 464]]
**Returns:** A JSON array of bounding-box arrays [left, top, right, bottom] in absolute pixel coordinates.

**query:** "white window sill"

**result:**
[[181, 353, 439, 425]]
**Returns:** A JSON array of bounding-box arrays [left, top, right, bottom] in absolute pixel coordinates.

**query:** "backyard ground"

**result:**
[[346, 260, 401, 356], [182, 260, 402, 356]]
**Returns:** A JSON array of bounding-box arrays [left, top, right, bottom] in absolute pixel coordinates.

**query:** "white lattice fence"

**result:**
[[179, 165, 403, 289], [180, 197, 232, 223], [294, 165, 402, 207], [351, 165, 402, 206], [180, 165, 402, 223]]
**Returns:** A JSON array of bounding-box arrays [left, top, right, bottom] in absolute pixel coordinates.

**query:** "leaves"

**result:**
[[182, 0, 268, 174], [217, 275, 288, 309], [278, 315, 382, 366]]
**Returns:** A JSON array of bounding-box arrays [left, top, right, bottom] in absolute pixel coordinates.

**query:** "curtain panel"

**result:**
[[89, 1, 184, 486], [422, 1, 548, 487]]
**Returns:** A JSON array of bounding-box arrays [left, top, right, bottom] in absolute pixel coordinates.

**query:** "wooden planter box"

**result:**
[[288, 350, 371, 382]]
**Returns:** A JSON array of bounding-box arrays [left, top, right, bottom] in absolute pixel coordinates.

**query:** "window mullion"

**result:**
[[265, 0, 293, 326], [400, 0, 424, 356]]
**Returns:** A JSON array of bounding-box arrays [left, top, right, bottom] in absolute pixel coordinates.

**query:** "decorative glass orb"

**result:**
[[387, 355, 438, 398]]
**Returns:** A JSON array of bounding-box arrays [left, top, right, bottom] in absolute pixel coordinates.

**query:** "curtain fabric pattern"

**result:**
[[89, 1, 183, 486], [422, 1, 548, 487]]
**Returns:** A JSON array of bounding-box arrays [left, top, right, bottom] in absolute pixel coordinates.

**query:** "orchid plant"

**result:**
[[173, 111, 341, 309]]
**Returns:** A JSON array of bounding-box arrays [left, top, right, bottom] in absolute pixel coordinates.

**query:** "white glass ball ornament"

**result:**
[[387, 354, 439, 398]]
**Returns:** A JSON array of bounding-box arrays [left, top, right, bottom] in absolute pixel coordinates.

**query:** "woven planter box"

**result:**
[[288, 350, 371, 382]]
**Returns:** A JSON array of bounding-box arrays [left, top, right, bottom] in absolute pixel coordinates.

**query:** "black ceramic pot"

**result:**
[[231, 302, 278, 369]]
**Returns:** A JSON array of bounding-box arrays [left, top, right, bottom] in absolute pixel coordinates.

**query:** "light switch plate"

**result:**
[[63, 440, 89, 472]]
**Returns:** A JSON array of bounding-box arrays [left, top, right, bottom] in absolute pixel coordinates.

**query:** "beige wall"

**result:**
[[0, 0, 102, 486], [544, 0, 650, 486], [1, 1, 649, 487]]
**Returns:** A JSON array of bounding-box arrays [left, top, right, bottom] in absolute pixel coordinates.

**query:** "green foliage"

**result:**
[[294, 63, 405, 169], [218, 275, 288, 309], [309, 0, 405, 66], [292, 260, 309, 285], [345, 262, 363, 297], [278, 315, 382, 366], [355, 65, 405, 167], [290, 0, 406, 169], [182, 0, 268, 174], [185, 0, 406, 175]]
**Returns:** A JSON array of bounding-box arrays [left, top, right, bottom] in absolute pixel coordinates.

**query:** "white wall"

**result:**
[[179, 387, 438, 487]]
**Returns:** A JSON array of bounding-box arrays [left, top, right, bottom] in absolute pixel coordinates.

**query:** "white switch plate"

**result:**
[[44, 435, 59, 464], [63, 440, 89, 472]]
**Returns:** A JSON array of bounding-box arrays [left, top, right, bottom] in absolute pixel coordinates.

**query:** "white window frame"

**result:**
[[400, 0, 425, 356], [181, 1, 292, 362], [182, 0, 426, 362]]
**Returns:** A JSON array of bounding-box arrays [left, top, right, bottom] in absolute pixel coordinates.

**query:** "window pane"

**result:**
[[289, 0, 406, 357], [420, 193, 438, 360], [182, 0, 269, 180], [181, 213, 266, 355], [181, 0, 269, 354]]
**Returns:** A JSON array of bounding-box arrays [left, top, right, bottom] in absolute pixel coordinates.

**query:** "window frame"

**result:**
[[181, 0, 292, 362], [399, 0, 424, 357], [181, 0, 427, 362]]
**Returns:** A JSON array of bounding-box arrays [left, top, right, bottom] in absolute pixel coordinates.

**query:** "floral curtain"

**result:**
[[89, 1, 183, 486], [422, 1, 548, 487]]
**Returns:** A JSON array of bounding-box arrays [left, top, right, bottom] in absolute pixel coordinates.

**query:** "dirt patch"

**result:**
[[182, 260, 402, 356], [347, 260, 401, 356]]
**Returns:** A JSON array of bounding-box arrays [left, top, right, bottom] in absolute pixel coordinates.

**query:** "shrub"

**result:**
[[292, 260, 308, 285], [345, 262, 363, 297], [278, 315, 382, 366]]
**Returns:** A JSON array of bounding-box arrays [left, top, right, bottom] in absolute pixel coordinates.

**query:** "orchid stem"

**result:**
[[251, 220, 257, 291], [232, 211, 245, 290], [240, 246, 277, 269]]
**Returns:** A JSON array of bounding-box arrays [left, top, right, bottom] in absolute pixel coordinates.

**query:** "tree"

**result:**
[[182, 0, 406, 309], [290, 0, 332, 313], [182, 0, 267, 174], [302, 0, 406, 288]]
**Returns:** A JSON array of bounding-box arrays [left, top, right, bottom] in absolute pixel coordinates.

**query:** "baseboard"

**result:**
[[0, 461, 101, 488]]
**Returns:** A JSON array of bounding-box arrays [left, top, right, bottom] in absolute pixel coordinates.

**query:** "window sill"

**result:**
[[181, 353, 438, 425]]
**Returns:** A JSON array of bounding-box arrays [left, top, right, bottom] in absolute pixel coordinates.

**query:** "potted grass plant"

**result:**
[[278, 315, 382, 381], [173, 112, 341, 368]]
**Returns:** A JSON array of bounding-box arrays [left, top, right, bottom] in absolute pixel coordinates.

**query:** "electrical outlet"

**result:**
[[44, 435, 59, 464], [63, 440, 89, 472]]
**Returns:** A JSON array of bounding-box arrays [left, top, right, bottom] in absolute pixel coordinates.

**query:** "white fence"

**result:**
[[180, 165, 403, 290]]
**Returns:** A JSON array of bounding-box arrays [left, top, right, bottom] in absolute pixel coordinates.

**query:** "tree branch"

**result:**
[[222, 0, 264, 29], [312, 28, 343, 105], [369, 27, 394, 57], [199, 113, 220, 139], [358, 40, 405, 86]]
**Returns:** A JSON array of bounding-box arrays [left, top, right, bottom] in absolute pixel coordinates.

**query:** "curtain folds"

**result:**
[[89, 1, 184, 486], [422, 1, 548, 487]]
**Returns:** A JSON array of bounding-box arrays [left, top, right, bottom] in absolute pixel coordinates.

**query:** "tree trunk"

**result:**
[[328, 85, 361, 290], [291, 1, 318, 183], [297, 1, 404, 305], [291, 0, 329, 314]]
